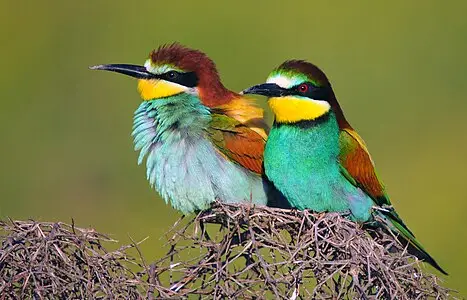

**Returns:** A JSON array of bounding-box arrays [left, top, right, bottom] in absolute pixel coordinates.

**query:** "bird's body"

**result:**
[[132, 93, 269, 213], [92, 43, 277, 214], [243, 60, 447, 274], [265, 113, 373, 221]]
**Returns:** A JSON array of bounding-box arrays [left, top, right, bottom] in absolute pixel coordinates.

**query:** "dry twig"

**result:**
[[0, 203, 453, 299], [146, 202, 452, 299], [0, 219, 148, 299]]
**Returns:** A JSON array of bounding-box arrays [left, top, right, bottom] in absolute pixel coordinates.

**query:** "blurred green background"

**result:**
[[1, 0, 466, 295]]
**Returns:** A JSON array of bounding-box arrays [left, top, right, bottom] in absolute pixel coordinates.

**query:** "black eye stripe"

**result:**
[[156, 71, 199, 88], [290, 82, 329, 100]]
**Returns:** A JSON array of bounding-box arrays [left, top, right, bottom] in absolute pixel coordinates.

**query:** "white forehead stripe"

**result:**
[[266, 75, 297, 89], [144, 59, 178, 75]]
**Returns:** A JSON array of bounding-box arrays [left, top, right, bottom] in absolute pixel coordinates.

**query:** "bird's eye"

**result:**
[[298, 83, 309, 93], [167, 71, 177, 79]]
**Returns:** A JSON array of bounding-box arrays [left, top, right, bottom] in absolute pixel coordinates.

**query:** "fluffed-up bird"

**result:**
[[90, 43, 281, 214], [242, 60, 447, 275]]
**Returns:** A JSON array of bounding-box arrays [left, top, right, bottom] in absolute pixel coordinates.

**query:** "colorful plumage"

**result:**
[[242, 60, 447, 275], [90, 43, 280, 214]]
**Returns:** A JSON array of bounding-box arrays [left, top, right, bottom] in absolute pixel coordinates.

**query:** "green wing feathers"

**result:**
[[377, 210, 448, 275]]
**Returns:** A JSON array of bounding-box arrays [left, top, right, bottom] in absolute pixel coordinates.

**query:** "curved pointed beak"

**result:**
[[241, 83, 289, 97], [89, 64, 155, 79]]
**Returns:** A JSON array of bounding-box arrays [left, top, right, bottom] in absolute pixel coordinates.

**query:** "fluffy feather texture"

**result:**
[[132, 93, 269, 214], [95, 44, 279, 213], [147, 44, 269, 174]]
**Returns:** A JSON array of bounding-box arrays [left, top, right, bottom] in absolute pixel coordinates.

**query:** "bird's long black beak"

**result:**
[[241, 83, 289, 97], [89, 64, 155, 79]]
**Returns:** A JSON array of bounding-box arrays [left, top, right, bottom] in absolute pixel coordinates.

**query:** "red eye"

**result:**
[[298, 83, 309, 93]]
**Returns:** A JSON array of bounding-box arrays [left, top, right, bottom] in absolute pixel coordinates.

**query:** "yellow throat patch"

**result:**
[[137, 79, 186, 100], [268, 96, 331, 123]]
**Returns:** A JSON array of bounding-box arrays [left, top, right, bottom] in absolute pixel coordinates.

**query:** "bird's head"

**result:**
[[242, 60, 348, 126], [91, 43, 234, 107]]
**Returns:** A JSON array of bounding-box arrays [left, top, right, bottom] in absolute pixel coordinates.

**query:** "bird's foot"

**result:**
[[338, 210, 352, 218]]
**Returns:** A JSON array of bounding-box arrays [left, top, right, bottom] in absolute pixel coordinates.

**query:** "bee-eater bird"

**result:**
[[90, 43, 279, 214], [242, 60, 447, 274]]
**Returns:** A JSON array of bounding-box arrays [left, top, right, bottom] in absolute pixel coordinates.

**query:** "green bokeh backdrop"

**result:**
[[1, 0, 466, 295]]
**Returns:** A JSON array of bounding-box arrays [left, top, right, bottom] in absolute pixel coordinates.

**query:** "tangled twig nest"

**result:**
[[148, 202, 451, 299], [0, 203, 452, 299], [0, 219, 149, 299]]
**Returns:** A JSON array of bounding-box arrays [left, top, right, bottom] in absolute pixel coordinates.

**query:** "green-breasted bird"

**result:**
[[90, 43, 281, 214], [242, 60, 447, 275]]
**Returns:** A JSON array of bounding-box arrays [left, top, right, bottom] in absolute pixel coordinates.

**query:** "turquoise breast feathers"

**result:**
[[132, 94, 269, 214], [264, 113, 373, 221]]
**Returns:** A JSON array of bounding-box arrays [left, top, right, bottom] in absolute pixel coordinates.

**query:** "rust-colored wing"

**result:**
[[338, 127, 390, 206], [206, 113, 266, 175], [339, 127, 418, 237]]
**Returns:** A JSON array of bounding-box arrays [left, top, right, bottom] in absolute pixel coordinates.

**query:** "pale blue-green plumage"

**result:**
[[132, 93, 269, 214], [265, 112, 373, 222]]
